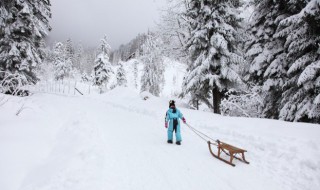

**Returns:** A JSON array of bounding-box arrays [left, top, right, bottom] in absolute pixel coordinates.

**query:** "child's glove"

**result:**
[[182, 117, 186, 123], [165, 122, 168, 128]]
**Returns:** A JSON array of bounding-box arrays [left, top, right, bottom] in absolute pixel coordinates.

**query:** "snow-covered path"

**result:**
[[1, 88, 319, 190]]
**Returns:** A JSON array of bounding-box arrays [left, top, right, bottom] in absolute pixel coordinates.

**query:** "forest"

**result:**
[[0, 0, 319, 123]]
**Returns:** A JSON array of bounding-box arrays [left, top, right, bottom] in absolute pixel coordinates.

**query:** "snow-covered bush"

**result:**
[[81, 72, 90, 82], [109, 82, 117, 90], [140, 91, 154, 101], [0, 71, 29, 96], [221, 87, 263, 118]]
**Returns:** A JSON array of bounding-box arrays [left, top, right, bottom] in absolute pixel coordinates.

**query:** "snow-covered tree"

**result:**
[[141, 62, 161, 96], [65, 38, 75, 67], [93, 35, 113, 93], [53, 42, 71, 80], [158, 0, 190, 61], [140, 34, 165, 96], [277, 0, 320, 123], [182, 0, 244, 114], [99, 35, 111, 56], [116, 61, 127, 87], [0, 0, 51, 91]]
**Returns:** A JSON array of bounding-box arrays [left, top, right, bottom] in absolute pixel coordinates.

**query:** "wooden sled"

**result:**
[[207, 140, 250, 167]]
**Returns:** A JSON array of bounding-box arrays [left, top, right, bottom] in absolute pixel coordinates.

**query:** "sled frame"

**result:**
[[207, 140, 250, 167]]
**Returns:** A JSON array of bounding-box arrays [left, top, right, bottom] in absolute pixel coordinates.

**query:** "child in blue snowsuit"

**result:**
[[165, 100, 186, 145]]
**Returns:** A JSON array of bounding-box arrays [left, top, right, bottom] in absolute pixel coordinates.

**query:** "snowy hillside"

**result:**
[[0, 87, 319, 190]]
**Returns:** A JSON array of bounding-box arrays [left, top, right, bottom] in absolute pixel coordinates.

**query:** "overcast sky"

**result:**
[[48, 0, 166, 49]]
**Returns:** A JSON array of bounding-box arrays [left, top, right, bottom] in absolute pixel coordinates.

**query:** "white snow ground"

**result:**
[[0, 87, 320, 190]]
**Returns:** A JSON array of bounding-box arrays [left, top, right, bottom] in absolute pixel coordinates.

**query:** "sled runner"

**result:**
[[185, 123, 250, 167], [208, 140, 249, 167]]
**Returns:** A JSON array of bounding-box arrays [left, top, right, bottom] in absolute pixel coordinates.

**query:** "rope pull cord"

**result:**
[[185, 123, 218, 146]]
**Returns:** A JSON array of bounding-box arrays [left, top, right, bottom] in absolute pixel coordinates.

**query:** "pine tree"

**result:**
[[244, 0, 290, 118], [277, 0, 320, 122], [93, 35, 113, 93], [65, 38, 75, 67], [182, 0, 244, 114], [0, 0, 51, 91], [140, 34, 164, 96], [53, 42, 71, 80], [116, 61, 127, 87], [141, 62, 161, 96]]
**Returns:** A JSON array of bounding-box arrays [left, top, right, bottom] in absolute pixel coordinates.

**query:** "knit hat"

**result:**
[[169, 100, 175, 108]]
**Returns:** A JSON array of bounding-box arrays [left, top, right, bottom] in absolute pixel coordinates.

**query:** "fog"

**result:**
[[48, 0, 166, 49]]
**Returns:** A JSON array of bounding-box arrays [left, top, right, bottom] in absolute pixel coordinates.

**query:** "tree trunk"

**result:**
[[212, 88, 221, 114], [196, 99, 199, 110]]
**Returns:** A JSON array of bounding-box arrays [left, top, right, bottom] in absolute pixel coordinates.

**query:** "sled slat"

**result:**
[[208, 140, 249, 166]]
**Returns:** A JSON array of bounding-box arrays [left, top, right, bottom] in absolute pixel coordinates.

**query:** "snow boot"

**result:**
[[176, 141, 181, 145], [167, 140, 173, 144]]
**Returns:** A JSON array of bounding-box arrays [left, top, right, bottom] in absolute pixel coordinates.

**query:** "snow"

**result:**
[[162, 57, 186, 97], [1, 85, 320, 190], [239, 0, 254, 22]]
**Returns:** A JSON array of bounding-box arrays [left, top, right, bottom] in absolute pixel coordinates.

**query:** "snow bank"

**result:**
[[0, 89, 319, 190]]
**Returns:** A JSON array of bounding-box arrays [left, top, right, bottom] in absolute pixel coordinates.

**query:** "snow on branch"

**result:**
[[221, 88, 264, 118], [298, 60, 320, 86], [0, 71, 29, 96], [287, 53, 315, 75], [314, 94, 320, 105]]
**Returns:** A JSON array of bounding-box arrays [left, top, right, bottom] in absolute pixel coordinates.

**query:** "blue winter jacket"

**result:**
[[166, 108, 183, 127]]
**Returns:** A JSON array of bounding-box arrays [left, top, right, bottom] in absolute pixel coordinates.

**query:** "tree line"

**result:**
[[0, 0, 319, 123]]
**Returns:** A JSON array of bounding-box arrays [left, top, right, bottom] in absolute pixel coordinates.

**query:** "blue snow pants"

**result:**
[[167, 120, 181, 142]]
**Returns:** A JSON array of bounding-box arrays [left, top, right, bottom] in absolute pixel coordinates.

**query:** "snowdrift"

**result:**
[[0, 88, 319, 190]]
